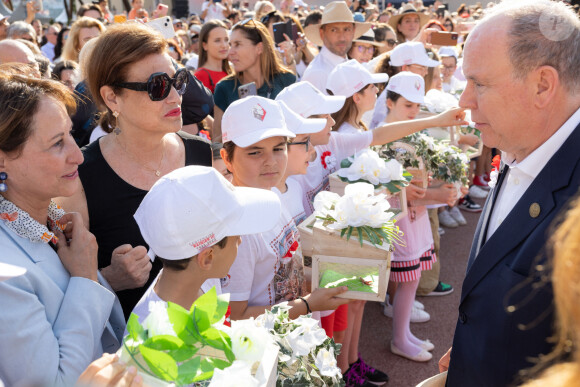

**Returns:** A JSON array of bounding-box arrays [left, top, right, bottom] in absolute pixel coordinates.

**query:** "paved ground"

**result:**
[[358, 202, 483, 387]]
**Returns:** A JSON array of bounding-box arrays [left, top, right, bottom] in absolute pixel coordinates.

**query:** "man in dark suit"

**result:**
[[439, 0, 580, 385]]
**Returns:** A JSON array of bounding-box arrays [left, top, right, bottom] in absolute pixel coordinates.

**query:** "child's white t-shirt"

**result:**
[[272, 178, 307, 226], [336, 122, 362, 134], [222, 205, 306, 307], [290, 131, 373, 216]]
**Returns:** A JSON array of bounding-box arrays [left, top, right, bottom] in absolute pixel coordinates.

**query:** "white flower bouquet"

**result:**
[[119, 288, 278, 386], [313, 183, 403, 248], [255, 303, 344, 386], [335, 148, 412, 194]]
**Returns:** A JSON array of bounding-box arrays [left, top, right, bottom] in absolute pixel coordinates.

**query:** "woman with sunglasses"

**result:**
[[57, 23, 212, 318], [212, 19, 295, 142]]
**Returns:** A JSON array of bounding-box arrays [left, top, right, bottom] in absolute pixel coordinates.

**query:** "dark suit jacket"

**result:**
[[447, 121, 580, 387]]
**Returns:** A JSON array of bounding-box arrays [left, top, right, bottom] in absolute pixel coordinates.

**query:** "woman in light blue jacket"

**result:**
[[0, 70, 124, 387]]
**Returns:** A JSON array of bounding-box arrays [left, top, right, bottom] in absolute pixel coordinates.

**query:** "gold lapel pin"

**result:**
[[529, 203, 541, 218]]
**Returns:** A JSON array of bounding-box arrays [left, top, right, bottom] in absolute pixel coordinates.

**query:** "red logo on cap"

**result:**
[[252, 104, 267, 121], [415, 80, 421, 91], [190, 232, 217, 250]]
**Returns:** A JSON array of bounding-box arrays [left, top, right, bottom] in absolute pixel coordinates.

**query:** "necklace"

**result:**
[[115, 135, 166, 177]]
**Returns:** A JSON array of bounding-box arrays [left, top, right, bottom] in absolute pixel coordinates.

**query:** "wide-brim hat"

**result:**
[[352, 29, 385, 48], [388, 4, 430, 31], [304, 1, 372, 47]]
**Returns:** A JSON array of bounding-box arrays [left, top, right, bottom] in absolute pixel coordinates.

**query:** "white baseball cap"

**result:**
[[326, 59, 389, 98], [134, 166, 282, 260], [278, 101, 326, 135], [386, 71, 425, 104], [389, 42, 440, 67], [222, 96, 295, 147], [275, 81, 345, 118], [438, 47, 458, 59], [0, 262, 26, 282]]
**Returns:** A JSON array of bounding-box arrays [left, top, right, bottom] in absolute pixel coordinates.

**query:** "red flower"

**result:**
[[321, 151, 332, 169], [491, 155, 501, 172]]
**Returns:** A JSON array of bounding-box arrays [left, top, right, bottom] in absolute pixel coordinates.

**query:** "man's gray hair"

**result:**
[[481, 0, 580, 94], [7, 21, 36, 40]]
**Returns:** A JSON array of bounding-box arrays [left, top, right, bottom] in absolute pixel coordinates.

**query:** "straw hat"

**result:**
[[304, 1, 372, 47], [352, 29, 385, 48], [388, 4, 430, 31]]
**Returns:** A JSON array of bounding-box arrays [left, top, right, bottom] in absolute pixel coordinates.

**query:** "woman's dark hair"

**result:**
[[372, 23, 395, 43], [223, 19, 290, 89], [197, 20, 232, 73], [54, 27, 70, 60], [52, 60, 79, 81], [0, 72, 76, 156], [86, 23, 167, 133], [35, 54, 50, 77], [157, 236, 229, 271]]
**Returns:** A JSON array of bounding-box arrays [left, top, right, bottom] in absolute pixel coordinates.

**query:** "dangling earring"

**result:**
[[113, 111, 121, 135], [0, 172, 7, 192]]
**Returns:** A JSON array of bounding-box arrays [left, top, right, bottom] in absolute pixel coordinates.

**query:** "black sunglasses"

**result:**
[[288, 136, 311, 152], [114, 68, 188, 101], [386, 39, 398, 46]]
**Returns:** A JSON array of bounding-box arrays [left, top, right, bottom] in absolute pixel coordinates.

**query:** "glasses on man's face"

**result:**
[[114, 68, 189, 101], [441, 64, 455, 71], [355, 45, 375, 55], [288, 136, 311, 152], [386, 39, 398, 47]]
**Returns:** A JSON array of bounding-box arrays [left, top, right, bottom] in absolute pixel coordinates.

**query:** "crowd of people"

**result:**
[[0, 0, 579, 386]]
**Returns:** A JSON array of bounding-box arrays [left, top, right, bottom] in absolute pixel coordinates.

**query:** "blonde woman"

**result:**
[[61, 17, 105, 63]]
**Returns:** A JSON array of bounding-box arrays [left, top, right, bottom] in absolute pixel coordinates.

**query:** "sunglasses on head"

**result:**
[[114, 68, 189, 101], [235, 18, 258, 29]]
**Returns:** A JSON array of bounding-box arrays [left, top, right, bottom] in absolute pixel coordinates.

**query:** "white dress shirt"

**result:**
[[487, 106, 580, 240], [301, 46, 347, 95]]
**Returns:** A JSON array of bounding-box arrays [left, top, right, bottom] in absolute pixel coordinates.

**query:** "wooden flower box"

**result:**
[[328, 173, 408, 222], [298, 215, 392, 302]]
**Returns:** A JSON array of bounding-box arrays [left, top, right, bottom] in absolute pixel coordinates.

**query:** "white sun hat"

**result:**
[[0, 262, 26, 282], [326, 59, 389, 98], [279, 101, 327, 134], [386, 71, 426, 104], [222, 96, 295, 147], [389, 42, 440, 67], [275, 81, 346, 117], [134, 166, 282, 260]]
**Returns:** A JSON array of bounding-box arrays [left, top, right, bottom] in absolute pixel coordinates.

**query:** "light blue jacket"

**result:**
[[0, 221, 125, 387]]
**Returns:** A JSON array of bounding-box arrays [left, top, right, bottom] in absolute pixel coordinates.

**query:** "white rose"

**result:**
[[142, 301, 177, 338], [313, 191, 341, 214], [383, 159, 404, 181], [488, 170, 499, 188], [230, 319, 272, 365], [208, 360, 259, 387], [314, 347, 341, 378], [286, 317, 327, 357], [255, 312, 276, 331]]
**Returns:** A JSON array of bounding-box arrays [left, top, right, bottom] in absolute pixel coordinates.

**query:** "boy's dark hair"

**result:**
[[157, 236, 229, 271]]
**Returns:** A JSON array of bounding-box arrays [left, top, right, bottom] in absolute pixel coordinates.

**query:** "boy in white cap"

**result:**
[[370, 41, 440, 129], [130, 166, 282, 322], [219, 96, 350, 322], [438, 46, 465, 94]]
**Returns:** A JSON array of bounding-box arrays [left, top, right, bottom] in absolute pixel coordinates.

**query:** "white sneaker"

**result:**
[[469, 185, 489, 199], [413, 300, 425, 310], [383, 302, 430, 323], [438, 209, 458, 228], [448, 206, 467, 225]]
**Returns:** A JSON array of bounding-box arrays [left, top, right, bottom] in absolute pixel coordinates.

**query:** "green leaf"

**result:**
[[384, 182, 400, 194], [167, 303, 198, 345], [340, 228, 347, 238], [190, 287, 217, 333], [126, 313, 145, 342], [139, 345, 178, 381], [340, 157, 352, 169], [200, 326, 230, 350], [346, 226, 353, 241], [144, 335, 184, 351], [212, 293, 230, 325], [356, 227, 364, 247], [176, 356, 201, 385]]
